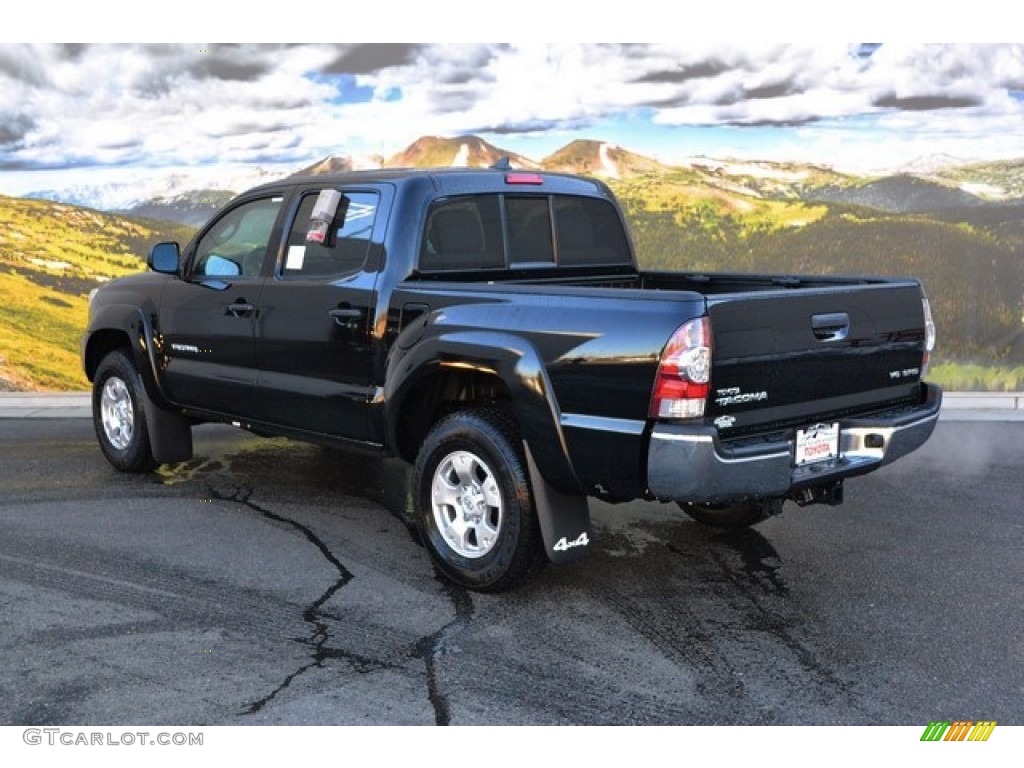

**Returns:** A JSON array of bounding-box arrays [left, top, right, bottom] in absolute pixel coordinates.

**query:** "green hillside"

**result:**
[[0, 195, 194, 390], [2, 152, 1022, 392], [937, 158, 1024, 199], [614, 176, 1024, 380], [610, 172, 830, 270]]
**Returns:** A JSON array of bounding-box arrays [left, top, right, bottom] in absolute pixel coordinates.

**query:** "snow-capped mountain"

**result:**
[[384, 135, 538, 170], [292, 153, 385, 177], [542, 140, 667, 179], [24, 165, 289, 213], [894, 154, 975, 175]]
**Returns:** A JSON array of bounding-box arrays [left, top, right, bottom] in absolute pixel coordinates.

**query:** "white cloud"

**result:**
[[0, 43, 1022, 176]]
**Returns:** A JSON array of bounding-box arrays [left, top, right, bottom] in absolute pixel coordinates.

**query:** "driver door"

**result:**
[[158, 194, 286, 416]]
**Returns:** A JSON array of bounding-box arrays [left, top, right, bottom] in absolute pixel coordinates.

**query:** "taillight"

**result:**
[[650, 317, 711, 419], [922, 297, 936, 377]]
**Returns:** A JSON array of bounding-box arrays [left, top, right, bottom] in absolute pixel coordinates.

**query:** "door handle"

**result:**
[[226, 302, 254, 318], [329, 308, 363, 327], [811, 312, 850, 342]]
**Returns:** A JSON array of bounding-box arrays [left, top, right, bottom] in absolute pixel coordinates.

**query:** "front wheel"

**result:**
[[679, 499, 783, 530], [414, 406, 544, 592], [92, 350, 156, 473]]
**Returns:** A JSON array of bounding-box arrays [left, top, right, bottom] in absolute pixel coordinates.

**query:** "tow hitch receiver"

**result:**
[[790, 481, 844, 507]]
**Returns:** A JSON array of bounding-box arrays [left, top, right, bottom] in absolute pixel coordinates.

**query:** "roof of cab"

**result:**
[[243, 166, 613, 199]]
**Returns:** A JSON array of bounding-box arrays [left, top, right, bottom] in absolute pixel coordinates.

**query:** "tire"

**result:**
[[679, 499, 783, 530], [414, 406, 544, 592], [92, 349, 156, 473]]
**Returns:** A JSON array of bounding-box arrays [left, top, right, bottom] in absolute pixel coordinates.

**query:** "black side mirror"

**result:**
[[149, 242, 180, 275]]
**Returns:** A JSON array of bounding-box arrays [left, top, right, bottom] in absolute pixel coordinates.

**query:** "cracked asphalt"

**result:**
[[0, 418, 1021, 725]]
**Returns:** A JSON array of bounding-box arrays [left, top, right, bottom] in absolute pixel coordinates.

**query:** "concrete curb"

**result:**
[[941, 392, 1024, 411], [0, 393, 91, 419], [2, 391, 1024, 421]]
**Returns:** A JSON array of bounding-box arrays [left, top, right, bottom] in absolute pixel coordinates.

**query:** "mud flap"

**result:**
[[141, 395, 193, 465], [524, 443, 592, 565]]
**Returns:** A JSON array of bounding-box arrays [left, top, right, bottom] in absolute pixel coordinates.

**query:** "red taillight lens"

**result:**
[[921, 297, 936, 378], [650, 317, 711, 419]]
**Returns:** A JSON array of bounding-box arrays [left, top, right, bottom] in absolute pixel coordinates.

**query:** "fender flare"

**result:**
[[385, 329, 581, 493], [84, 304, 173, 411]]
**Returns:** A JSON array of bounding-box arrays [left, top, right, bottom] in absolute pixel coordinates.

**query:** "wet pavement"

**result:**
[[0, 418, 1021, 725]]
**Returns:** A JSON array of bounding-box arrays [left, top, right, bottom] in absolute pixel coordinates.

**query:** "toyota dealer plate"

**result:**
[[795, 423, 840, 466]]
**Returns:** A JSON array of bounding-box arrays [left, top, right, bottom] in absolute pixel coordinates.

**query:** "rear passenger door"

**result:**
[[252, 186, 389, 440]]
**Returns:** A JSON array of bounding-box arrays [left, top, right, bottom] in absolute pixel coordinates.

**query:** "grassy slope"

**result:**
[[1, 165, 1021, 391], [612, 176, 1024, 373], [0, 195, 194, 390]]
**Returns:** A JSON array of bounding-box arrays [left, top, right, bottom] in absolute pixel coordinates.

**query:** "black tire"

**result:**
[[414, 406, 544, 592], [92, 350, 156, 473], [679, 499, 783, 530]]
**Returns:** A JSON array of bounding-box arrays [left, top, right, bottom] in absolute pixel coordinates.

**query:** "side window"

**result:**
[[553, 196, 631, 266], [193, 196, 283, 278], [420, 196, 504, 271], [282, 190, 379, 278], [506, 196, 554, 266]]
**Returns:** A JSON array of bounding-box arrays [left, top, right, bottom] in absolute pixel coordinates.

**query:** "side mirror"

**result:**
[[149, 242, 180, 275]]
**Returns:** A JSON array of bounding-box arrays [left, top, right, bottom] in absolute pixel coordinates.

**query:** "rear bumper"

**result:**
[[646, 384, 942, 503]]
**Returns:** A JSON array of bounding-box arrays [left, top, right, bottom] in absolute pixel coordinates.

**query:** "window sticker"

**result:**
[[285, 245, 306, 270]]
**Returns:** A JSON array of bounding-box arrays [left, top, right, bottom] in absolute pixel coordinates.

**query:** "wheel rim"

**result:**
[[100, 376, 134, 450], [430, 450, 503, 559]]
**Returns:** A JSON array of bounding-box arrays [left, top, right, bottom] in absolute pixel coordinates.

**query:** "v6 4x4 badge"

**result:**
[[553, 532, 589, 552]]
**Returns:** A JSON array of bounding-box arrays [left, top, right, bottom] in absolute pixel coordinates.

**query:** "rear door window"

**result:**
[[281, 190, 379, 278]]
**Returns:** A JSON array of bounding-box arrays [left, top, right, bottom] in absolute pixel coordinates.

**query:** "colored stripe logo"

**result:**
[[921, 721, 997, 742]]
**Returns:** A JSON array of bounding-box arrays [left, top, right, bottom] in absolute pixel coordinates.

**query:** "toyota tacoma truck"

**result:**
[[82, 167, 941, 591]]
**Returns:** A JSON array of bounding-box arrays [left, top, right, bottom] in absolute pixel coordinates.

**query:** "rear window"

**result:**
[[553, 196, 632, 267], [419, 193, 630, 272], [506, 196, 555, 266], [420, 196, 504, 272]]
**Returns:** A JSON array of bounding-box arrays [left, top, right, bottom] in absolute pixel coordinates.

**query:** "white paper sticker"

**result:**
[[285, 245, 306, 270]]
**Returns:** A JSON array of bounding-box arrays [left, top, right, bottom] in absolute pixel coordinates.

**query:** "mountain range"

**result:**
[[19, 134, 1024, 228], [2, 130, 1023, 391]]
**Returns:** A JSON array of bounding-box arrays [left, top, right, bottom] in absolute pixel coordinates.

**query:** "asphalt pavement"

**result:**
[[0, 412, 1021, 725]]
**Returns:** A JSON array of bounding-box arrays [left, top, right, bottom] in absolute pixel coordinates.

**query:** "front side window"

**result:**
[[192, 196, 283, 279], [281, 190, 379, 278]]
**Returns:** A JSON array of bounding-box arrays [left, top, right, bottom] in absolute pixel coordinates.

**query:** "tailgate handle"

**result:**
[[811, 312, 849, 341]]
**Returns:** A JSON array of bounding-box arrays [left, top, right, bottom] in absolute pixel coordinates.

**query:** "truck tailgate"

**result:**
[[705, 281, 928, 433]]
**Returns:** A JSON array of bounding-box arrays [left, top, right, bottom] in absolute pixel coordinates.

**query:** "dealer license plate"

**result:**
[[795, 423, 840, 466]]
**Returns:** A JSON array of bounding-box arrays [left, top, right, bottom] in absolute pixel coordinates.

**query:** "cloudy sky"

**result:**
[[1, 42, 1022, 195]]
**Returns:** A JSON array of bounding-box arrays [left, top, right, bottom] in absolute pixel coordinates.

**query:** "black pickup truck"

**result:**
[[82, 167, 941, 590]]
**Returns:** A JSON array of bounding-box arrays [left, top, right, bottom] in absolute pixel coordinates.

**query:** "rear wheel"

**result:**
[[414, 406, 544, 592], [92, 350, 156, 473], [679, 499, 783, 530]]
